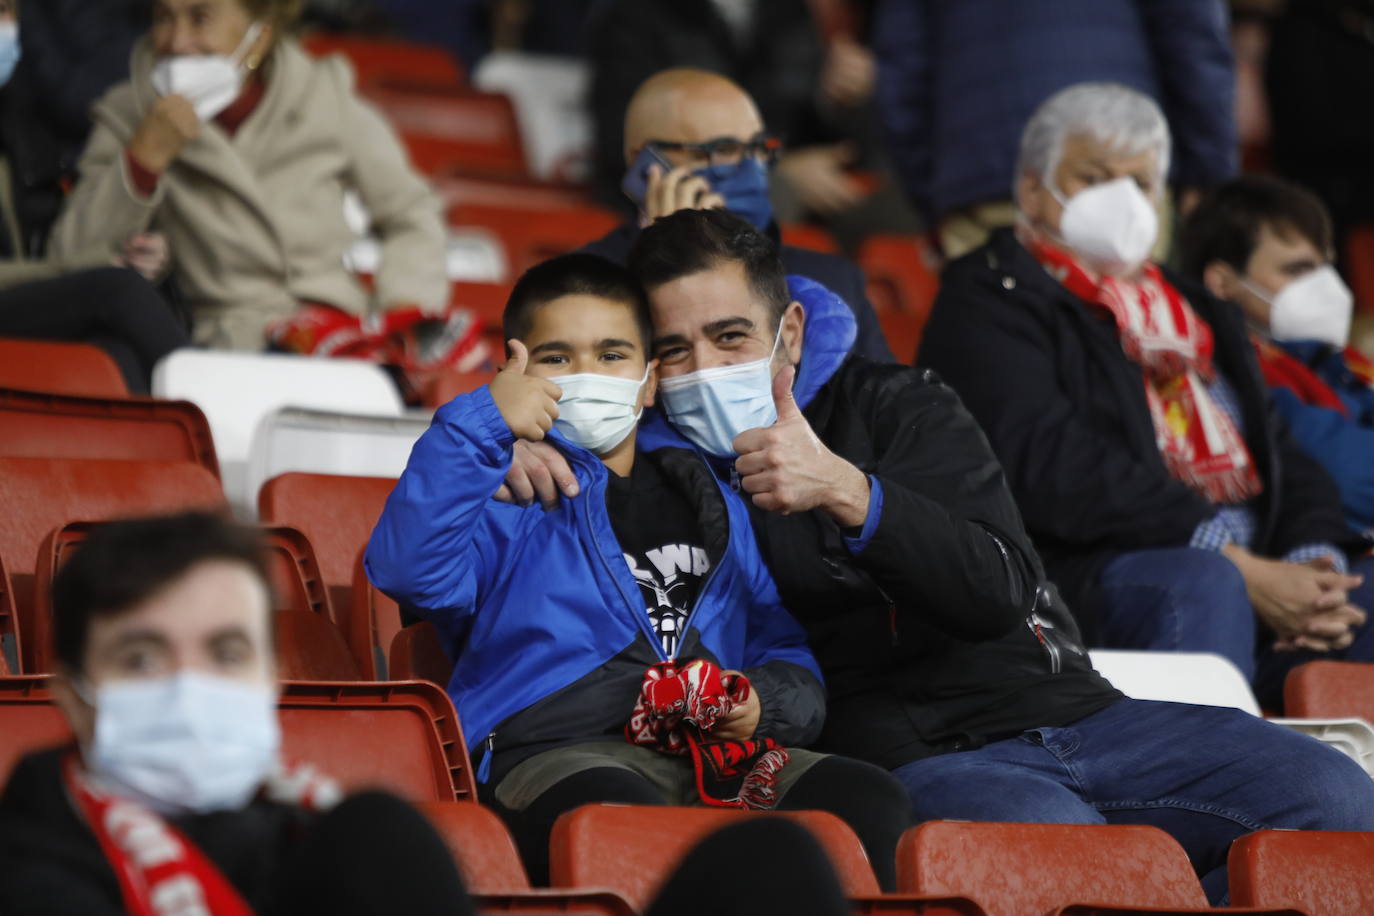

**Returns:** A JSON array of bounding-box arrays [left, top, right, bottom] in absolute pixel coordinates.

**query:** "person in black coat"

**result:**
[[580, 67, 893, 365], [918, 82, 1374, 706]]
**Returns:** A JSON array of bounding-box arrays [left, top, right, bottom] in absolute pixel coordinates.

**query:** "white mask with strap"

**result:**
[[150, 22, 263, 121]]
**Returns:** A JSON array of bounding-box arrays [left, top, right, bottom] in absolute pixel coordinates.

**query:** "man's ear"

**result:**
[[1202, 260, 1238, 302], [641, 359, 659, 409], [1016, 172, 1045, 222], [781, 301, 805, 367]]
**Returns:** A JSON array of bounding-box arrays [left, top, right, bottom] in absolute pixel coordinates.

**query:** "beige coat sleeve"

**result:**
[[49, 114, 161, 263], [340, 89, 447, 314]]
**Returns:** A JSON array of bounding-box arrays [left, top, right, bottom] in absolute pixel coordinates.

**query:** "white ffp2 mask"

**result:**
[[1053, 176, 1159, 276], [1248, 265, 1354, 349], [86, 671, 281, 816], [551, 366, 650, 455], [150, 22, 263, 121]]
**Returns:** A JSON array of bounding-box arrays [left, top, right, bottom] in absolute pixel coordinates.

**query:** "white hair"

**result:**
[[1014, 82, 1171, 198]]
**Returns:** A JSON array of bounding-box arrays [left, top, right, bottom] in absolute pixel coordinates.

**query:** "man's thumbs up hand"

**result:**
[[490, 339, 563, 442], [732, 365, 870, 524]]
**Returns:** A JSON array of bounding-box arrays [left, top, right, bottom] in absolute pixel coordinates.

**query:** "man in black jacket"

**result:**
[[0, 512, 472, 916], [580, 67, 893, 365], [624, 208, 1374, 900], [919, 83, 1374, 706]]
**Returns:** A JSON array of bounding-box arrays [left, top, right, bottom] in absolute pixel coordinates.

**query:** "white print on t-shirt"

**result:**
[[624, 544, 711, 657]]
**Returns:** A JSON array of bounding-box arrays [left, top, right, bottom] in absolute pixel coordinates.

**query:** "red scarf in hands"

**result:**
[[64, 752, 340, 916], [1031, 238, 1262, 505], [626, 659, 789, 809]]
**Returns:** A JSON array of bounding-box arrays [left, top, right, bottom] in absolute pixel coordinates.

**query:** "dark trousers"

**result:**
[[0, 267, 187, 393]]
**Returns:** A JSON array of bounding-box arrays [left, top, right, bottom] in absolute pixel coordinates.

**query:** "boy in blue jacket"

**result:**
[[366, 254, 908, 885]]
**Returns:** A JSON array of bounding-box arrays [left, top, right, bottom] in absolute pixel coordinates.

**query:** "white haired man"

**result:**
[[920, 82, 1374, 708]]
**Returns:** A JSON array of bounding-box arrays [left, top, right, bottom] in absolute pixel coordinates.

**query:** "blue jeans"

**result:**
[[1096, 548, 1374, 704], [891, 698, 1374, 903]]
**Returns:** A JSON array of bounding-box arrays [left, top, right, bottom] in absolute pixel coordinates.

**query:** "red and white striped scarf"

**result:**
[[65, 752, 340, 916], [1032, 238, 1262, 505]]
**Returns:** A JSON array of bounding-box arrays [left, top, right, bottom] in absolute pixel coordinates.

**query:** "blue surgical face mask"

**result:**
[[0, 22, 22, 89], [551, 365, 651, 455], [658, 325, 783, 457], [621, 148, 775, 231]]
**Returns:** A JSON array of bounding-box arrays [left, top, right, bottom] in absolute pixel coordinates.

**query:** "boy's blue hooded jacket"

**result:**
[[365, 381, 825, 784]]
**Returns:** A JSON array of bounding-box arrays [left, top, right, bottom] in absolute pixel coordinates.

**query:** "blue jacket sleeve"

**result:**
[[1271, 388, 1374, 534], [872, 0, 933, 218], [737, 536, 826, 746], [1137, 0, 1238, 188], [364, 387, 520, 615]]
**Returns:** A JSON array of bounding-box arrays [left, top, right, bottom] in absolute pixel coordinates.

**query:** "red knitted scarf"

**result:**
[[626, 659, 788, 809], [1031, 238, 1262, 505]]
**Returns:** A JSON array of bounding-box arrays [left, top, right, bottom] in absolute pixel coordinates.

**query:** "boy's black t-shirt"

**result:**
[[605, 452, 711, 658]]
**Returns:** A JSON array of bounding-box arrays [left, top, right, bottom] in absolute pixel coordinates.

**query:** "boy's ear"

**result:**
[[641, 359, 659, 409]]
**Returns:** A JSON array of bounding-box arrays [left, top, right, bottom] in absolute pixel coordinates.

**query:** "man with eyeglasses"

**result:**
[[581, 68, 893, 365]]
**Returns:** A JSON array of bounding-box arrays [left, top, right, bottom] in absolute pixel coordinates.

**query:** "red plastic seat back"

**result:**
[[1229, 829, 1374, 914], [257, 473, 393, 611], [1283, 660, 1374, 722], [0, 457, 226, 640], [859, 235, 942, 363], [897, 821, 1208, 915], [389, 621, 452, 686], [363, 86, 526, 179], [0, 678, 474, 802], [780, 222, 841, 253], [301, 33, 464, 90], [0, 388, 219, 476], [278, 680, 473, 801], [448, 203, 620, 277], [550, 804, 880, 912], [416, 800, 530, 893], [1344, 225, 1374, 316], [0, 338, 130, 398]]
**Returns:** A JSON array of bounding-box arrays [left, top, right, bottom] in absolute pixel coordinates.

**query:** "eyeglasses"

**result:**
[[646, 133, 781, 168]]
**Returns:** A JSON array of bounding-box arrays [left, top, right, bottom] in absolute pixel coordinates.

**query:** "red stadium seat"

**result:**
[[362, 85, 527, 179], [422, 366, 497, 408], [0, 338, 130, 398], [780, 222, 841, 254], [258, 473, 398, 673], [897, 821, 1303, 916], [301, 33, 464, 90], [389, 621, 452, 686], [1345, 225, 1374, 316], [1229, 829, 1374, 915], [416, 800, 636, 915], [1284, 661, 1374, 722], [431, 173, 597, 212], [352, 549, 404, 679], [551, 804, 981, 915], [448, 203, 620, 278], [0, 457, 226, 643], [858, 234, 941, 362], [23, 521, 349, 677], [0, 388, 219, 476], [0, 677, 475, 802]]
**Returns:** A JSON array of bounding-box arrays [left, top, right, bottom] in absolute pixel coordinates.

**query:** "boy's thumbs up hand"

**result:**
[[732, 365, 870, 525], [491, 339, 563, 442]]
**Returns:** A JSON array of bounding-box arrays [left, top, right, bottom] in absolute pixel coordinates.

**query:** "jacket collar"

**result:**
[[789, 274, 856, 409]]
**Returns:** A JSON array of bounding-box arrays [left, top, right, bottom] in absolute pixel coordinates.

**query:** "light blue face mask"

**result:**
[[551, 366, 650, 455], [0, 22, 21, 89], [658, 326, 783, 457]]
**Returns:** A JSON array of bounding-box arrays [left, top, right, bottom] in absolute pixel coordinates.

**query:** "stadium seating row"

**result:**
[[1, 668, 1367, 916]]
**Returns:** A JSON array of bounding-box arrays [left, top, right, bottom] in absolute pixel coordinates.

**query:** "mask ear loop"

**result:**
[[233, 21, 265, 70]]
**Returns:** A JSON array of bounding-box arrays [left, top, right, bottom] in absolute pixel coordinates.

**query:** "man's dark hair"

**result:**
[[503, 253, 653, 351], [1178, 175, 1333, 280], [53, 511, 272, 673], [628, 209, 791, 330]]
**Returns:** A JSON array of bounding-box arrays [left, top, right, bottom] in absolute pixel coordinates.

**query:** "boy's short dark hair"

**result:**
[[628, 209, 791, 331], [53, 511, 273, 673], [502, 253, 653, 351], [1179, 175, 1333, 280]]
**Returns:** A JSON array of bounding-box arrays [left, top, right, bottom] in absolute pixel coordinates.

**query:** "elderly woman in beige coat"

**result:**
[[50, 0, 447, 351]]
